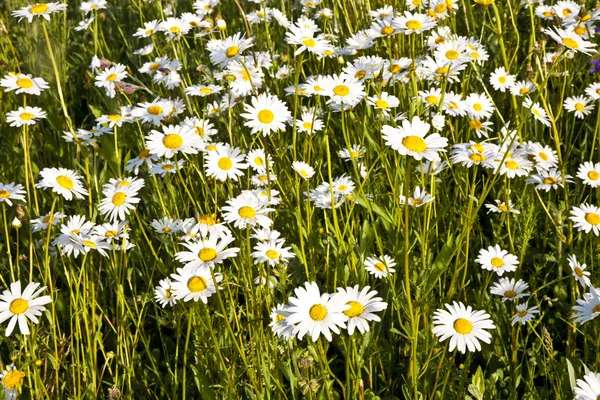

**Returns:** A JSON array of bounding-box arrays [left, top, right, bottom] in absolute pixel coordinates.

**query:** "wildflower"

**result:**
[[432, 301, 495, 353], [334, 286, 388, 335], [0, 73, 49, 95], [382, 116, 448, 161], [511, 303, 540, 326], [475, 245, 519, 276], [0, 281, 51, 336]]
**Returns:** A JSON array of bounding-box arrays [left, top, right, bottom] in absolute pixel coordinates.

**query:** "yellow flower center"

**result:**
[[382, 26, 395, 35], [562, 37, 579, 49], [575, 25, 586, 36], [436, 66, 450, 75], [504, 290, 517, 298], [302, 38, 316, 47], [355, 70, 366, 79], [0, 190, 11, 198], [254, 157, 264, 167], [505, 160, 519, 170], [593, 304, 600, 313], [469, 153, 486, 162], [9, 298, 29, 315], [309, 304, 328, 321], [200, 87, 212, 94], [238, 206, 256, 219], [17, 78, 33, 88], [105, 230, 118, 237], [585, 213, 600, 225], [162, 134, 183, 150], [374, 262, 386, 271], [198, 214, 215, 225], [490, 257, 504, 267], [83, 240, 96, 248], [402, 136, 427, 153], [187, 276, 207, 292], [406, 20, 422, 30], [257, 110, 274, 124], [112, 192, 126, 206], [199, 248, 217, 262], [498, 204, 508, 212], [20, 112, 35, 121], [170, 26, 181, 33], [333, 85, 350, 96], [445, 50, 459, 60], [435, 3, 447, 13], [575, 103, 585, 112], [375, 99, 389, 108], [473, 103, 483, 112], [498, 76, 507, 84], [31, 4, 49, 13], [106, 73, 117, 82], [162, 164, 174, 171], [453, 318, 472, 334], [148, 105, 163, 115], [426, 95, 439, 104], [218, 157, 233, 170], [344, 301, 364, 317], [56, 175, 74, 190], [338, 184, 347, 192], [588, 171, 600, 180], [543, 177, 558, 185], [266, 249, 279, 259], [517, 310, 528, 317], [574, 267, 584, 277], [42, 215, 55, 224], [2, 370, 26, 391], [226, 46, 239, 58]]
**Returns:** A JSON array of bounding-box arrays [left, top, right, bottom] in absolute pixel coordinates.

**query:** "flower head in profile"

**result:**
[[12, 3, 67, 23]]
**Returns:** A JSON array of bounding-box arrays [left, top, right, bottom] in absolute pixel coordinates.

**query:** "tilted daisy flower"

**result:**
[[36, 168, 88, 200], [133, 19, 160, 38], [12, 3, 67, 22], [102, 176, 145, 193], [564, 95, 594, 119], [544, 27, 596, 54], [393, 11, 436, 35], [241, 93, 291, 136], [154, 278, 177, 308], [577, 161, 600, 188], [146, 124, 201, 159], [511, 303, 540, 326], [334, 285, 388, 335], [98, 186, 141, 222], [151, 217, 183, 235], [382, 116, 448, 161], [285, 282, 349, 342], [475, 245, 519, 276], [158, 17, 191, 40], [175, 233, 240, 272], [485, 199, 520, 214], [270, 304, 294, 340], [523, 98, 551, 127], [0, 281, 51, 336], [1, 364, 26, 400], [131, 98, 174, 126], [95, 63, 128, 98], [526, 167, 572, 191], [207, 32, 254, 67], [150, 159, 185, 177], [572, 286, 600, 324], [222, 190, 274, 229], [364, 255, 396, 278], [285, 18, 333, 56], [338, 145, 365, 162], [292, 161, 316, 179], [489, 278, 529, 302], [184, 84, 223, 97], [92, 221, 130, 244], [0, 72, 49, 95], [53, 215, 96, 258], [368, 92, 400, 116], [246, 149, 273, 173], [0, 182, 26, 206], [568, 254, 592, 288], [574, 371, 600, 400], [170, 266, 222, 303], [30, 211, 65, 232], [125, 149, 157, 175], [399, 186, 434, 207], [205, 144, 247, 181], [432, 301, 495, 354], [570, 203, 600, 236], [251, 239, 295, 267], [6, 106, 47, 127]]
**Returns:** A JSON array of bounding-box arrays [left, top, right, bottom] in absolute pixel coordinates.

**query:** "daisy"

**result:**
[[544, 27, 597, 54], [510, 80, 535, 97], [146, 124, 201, 159], [292, 161, 316, 179], [0, 183, 26, 206], [270, 304, 294, 340], [465, 93, 494, 119], [585, 82, 600, 100], [285, 282, 349, 342], [184, 84, 223, 97], [485, 200, 520, 214], [241, 93, 292, 136], [568, 254, 592, 287], [574, 371, 600, 400], [0, 73, 49, 95], [80, 0, 106, 13], [1, 364, 26, 400], [246, 149, 273, 172], [297, 111, 324, 134], [393, 11, 436, 35], [432, 301, 495, 354], [526, 168, 571, 191], [489, 67, 515, 92], [364, 255, 396, 278], [285, 19, 333, 57], [511, 303, 540, 326], [494, 155, 533, 179], [0, 281, 51, 336], [382, 116, 448, 161], [207, 32, 254, 67], [334, 286, 388, 335], [170, 266, 222, 303], [475, 245, 519, 276], [205, 144, 247, 181], [12, 3, 67, 23], [322, 75, 366, 108], [125, 149, 157, 175], [95, 63, 128, 98], [251, 240, 295, 266], [71, 235, 111, 258], [96, 108, 133, 128], [6, 106, 46, 127], [368, 92, 400, 116], [523, 98, 551, 127], [175, 234, 240, 271], [36, 168, 88, 200], [151, 217, 183, 235], [30, 211, 65, 232], [133, 20, 160, 38], [131, 98, 174, 126], [92, 221, 130, 244], [154, 278, 177, 308], [570, 203, 600, 236], [98, 186, 140, 222], [339, 145, 365, 162], [564, 96, 594, 119], [399, 186, 434, 207], [158, 17, 191, 40], [572, 286, 600, 324], [489, 278, 529, 302], [577, 161, 600, 188], [222, 190, 274, 229], [150, 159, 185, 177]]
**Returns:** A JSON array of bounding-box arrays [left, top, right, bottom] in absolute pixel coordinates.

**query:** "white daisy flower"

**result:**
[[170, 266, 222, 303], [577, 161, 600, 187], [511, 303, 539, 326], [175, 233, 240, 272], [0, 183, 26, 206], [292, 161, 316, 179], [0, 73, 49, 95], [475, 245, 519, 276], [241, 93, 292, 137], [364, 255, 396, 278], [36, 167, 88, 201], [570, 203, 600, 236], [382, 116, 448, 161], [568, 254, 592, 288], [572, 286, 600, 324], [0, 281, 51, 336], [146, 124, 202, 159], [222, 190, 274, 229], [154, 278, 177, 308], [334, 285, 388, 335], [205, 144, 247, 181], [489, 278, 529, 302], [6, 106, 47, 127]]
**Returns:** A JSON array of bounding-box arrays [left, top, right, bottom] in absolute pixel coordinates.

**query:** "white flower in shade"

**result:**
[[270, 304, 294, 340], [205, 144, 247, 181], [338, 145, 365, 162], [151, 217, 183, 235], [0, 73, 49, 95], [574, 371, 600, 400], [564, 95, 594, 119], [207, 32, 254, 67], [170, 266, 222, 303], [222, 190, 274, 229], [158, 17, 191, 40], [154, 278, 177, 308], [251, 239, 295, 266], [95, 64, 128, 98], [30, 211, 65, 232], [334, 285, 388, 335], [175, 233, 240, 272], [489, 278, 529, 302], [544, 27, 596, 54], [364, 255, 396, 278], [0, 281, 51, 336], [570, 203, 600, 236], [511, 303, 539, 326], [0, 183, 26, 206], [572, 287, 600, 324], [285, 282, 349, 342], [292, 161, 315, 179], [432, 301, 495, 354], [585, 82, 600, 100], [241, 93, 291, 136], [568, 254, 592, 288], [485, 200, 520, 214], [382, 116, 448, 161], [577, 161, 600, 188], [98, 186, 140, 222], [36, 168, 88, 200], [6, 106, 47, 127], [399, 186, 434, 208], [92, 221, 130, 244], [475, 245, 519, 276], [146, 124, 201, 159], [12, 3, 67, 22], [184, 84, 223, 97]]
